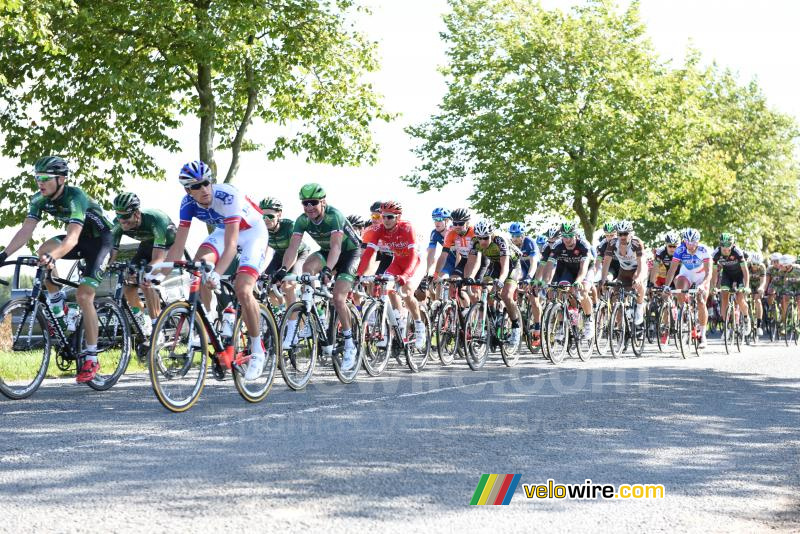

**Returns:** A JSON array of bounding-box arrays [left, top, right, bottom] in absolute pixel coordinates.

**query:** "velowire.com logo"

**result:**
[[469, 474, 521, 505]]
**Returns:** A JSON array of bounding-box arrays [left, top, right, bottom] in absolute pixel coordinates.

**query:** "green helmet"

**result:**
[[259, 197, 283, 212], [299, 183, 326, 200], [34, 155, 69, 177], [602, 222, 616, 233], [719, 232, 735, 247], [560, 222, 576, 238], [113, 192, 140, 214]]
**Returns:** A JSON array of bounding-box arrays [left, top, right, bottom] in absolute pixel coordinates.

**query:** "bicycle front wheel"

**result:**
[[332, 303, 363, 383], [0, 299, 51, 400], [609, 302, 626, 358], [406, 309, 431, 372], [78, 298, 131, 391], [656, 301, 673, 352], [232, 303, 278, 402], [148, 301, 209, 412], [361, 301, 391, 377], [436, 301, 460, 366], [278, 301, 317, 390], [676, 305, 693, 359], [594, 303, 611, 356], [464, 303, 488, 370]]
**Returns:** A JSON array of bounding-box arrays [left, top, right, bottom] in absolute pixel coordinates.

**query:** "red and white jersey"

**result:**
[[357, 220, 420, 277]]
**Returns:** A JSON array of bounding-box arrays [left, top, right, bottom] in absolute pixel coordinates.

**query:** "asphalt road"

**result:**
[[2, 340, 799, 533]]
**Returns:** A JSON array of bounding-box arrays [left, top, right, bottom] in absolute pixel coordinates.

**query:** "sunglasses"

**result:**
[[263, 213, 277, 220], [34, 173, 59, 183], [686, 241, 699, 246], [562, 235, 576, 239], [432, 217, 447, 222], [116, 212, 136, 221], [618, 232, 630, 237], [188, 181, 211, 191], [452, 221, 467, 227], [478, 236, 491, 241], [381, 214, 397, 220], [511, 233, 523, 238], [667, 244, 677, 248], [302, 199, 321, 207]]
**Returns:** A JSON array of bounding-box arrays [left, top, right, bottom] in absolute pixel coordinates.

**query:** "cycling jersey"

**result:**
[[269, 218, 309, 254], [653, 246, 674, 277], [293, 205, 360, 253], [712, 246, 747, 275], [547, 238, 592, 274], [604, 236, 644, 271], [111, 208, 176, 250], [179, 183, 263, 231], [538, 241, 557, 265], [749, 263, 766, 291], [363, 223, 394, 256], [442, 226, 475, 257], [27, 186, 112, 238], [515, 236, 539, 278], [357, 220, 420, 279], [469, 234, 521, 263], [429, 227, 456, 257], [671, 243, 711, 271]]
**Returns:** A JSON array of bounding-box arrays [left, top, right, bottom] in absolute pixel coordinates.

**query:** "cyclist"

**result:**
[[260, 197, 309, 310], [650, 232, 679, 288], [424, 208, 455, 294], [164, 160, 269, 381], [600, 220, 646, 325], [777, 254, 800, 324], [356, 201, 426, 349], [747, 251, 767, 336], [464, 220, 523, 345], [595, 222, 619, 282], [510, 222, 541, 344], [663, 228, 712, 349], [542, 222, 595, 340], [109, 192, 177, 336], [0, 156, 113, 383], [433, 208, 486, 308], [363, 200, 394, 277], [532, 225, 561, 286], [274, 183, 362, 369], [710, 233, 751, 336]]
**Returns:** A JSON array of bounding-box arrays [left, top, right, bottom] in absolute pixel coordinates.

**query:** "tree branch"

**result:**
[[225, 40, 258, 184]]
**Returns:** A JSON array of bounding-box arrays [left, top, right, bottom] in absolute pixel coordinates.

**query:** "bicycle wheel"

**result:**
[[723, 303, 734, 355], [609, 302, 626, 358], [78, 298, 131, 392], [148, 301, 209, 412], [545, 305, 569, 364], [540, 302, 555, 361], [784, 304, 797, 346], [645, 302, 658, 344], [0, 299, 51, 400], [406, 309, 431, 372], [631, 310, 646, 358], [676, 304, 693, 359], [594, 302, 610, 356], [464, 303, 488, 370], [500, 309, 521, 367], [232, 303, 278, 402], [361, 301, 391, 377], [733, 305, 742, 353], [332, 303, 363, 383], [767, 302, 779, 343], [656, 301, 672, 352], [278, 301, 317, 390], [576, 312, 594, 362], [436, 301, 459, 366]]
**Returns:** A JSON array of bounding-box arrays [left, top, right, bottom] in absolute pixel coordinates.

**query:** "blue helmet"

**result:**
[[535, 235, 547, 247], [431, 207, 451, 220], [178, 160, 213, 187], [509, 222, 524, 236]]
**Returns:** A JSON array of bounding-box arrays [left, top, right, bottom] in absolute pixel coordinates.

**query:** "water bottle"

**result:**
[[65, 303, 80, 332], [221, 306, 235, 338]]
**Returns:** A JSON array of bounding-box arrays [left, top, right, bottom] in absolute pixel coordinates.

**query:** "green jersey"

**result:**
[[27, 186, 112, 238], [469, 234, 521, 263], [269, 218, 308, 254], [111, 208, 177, 250], [292, 206, 360, 253]]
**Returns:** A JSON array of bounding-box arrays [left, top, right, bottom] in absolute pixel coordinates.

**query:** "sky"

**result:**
[[2, 0, 800, 252]]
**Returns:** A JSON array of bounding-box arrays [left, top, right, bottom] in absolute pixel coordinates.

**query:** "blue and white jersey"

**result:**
[[671, 242, 711, 271], [178, 183, 263, 231], [518, 236, 538, 260], [429, 227, 456, 257]]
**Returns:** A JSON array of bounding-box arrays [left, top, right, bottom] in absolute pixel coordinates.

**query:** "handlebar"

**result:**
[[147, 260, 215, 273]]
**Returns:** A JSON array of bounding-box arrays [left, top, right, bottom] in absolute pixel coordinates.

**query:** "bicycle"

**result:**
[[278, 273, 363, 387], [653, 287, 677, 353], [462, 279, 522, 369], [782, 292, 799, 346], [606, 281, 646, 358], [147, 260, 278, 412], [593, 283, 613, 356], [360, 274, 430, 375], [670, 287, 702, 359], [719, 286, 749, 354], [0, 256, 130, 399], [517, 280, 543, 355]]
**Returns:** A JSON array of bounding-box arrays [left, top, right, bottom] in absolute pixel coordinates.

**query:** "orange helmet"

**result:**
[[380, 201, 403, 215]]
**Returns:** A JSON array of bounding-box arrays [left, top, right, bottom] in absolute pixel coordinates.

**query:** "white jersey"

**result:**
[[179, 183, 263, 231]]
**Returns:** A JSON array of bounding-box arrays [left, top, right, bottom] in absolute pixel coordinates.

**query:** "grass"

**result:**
[[0, 347, 148, 382]]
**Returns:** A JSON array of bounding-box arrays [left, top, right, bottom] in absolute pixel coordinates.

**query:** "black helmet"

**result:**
[[34, 156, 69, 177], [450, 208, 471, 222], [369, 200, 383, 213], [347, 214, 368, 228]]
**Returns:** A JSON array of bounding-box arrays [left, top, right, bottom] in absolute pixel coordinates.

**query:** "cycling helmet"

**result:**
[[34, 156, 69, 177], [615, 220, 633, 233], [770, 252, 782, 262], [299, 183, 326, 200], [535, 235, 547, 247], [664, 231, 679, 245], [380, 200, 402, 215], [370, 200, 383, 213], [431, 207, 451, 220], [259, 197, 283, 212], [719, 232, 735, 247], [113, 192, 141, 214], [682, 228, 701, 243], [178, 160, 213, 186], [509, 222, 524, 236], [347, 214, 367, 228], [546, 226, 561, 240], [450, 208, 471, 222], [602, 222, 616, 233], [560, 222, 576, 238], [474, 220, 493, 237], [748, 252, 763, 265], [780, 254, 796, 266]]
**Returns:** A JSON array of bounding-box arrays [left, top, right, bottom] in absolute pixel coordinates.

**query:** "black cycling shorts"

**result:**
[[720, 270, 744, 290], [266, 248, 309, 276], [56, 231, 113, 289], [311, 248, 362, 283]]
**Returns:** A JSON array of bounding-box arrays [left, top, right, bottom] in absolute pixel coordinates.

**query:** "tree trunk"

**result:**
[[197, 63, 216, 177], [224, 37, 257, 184]]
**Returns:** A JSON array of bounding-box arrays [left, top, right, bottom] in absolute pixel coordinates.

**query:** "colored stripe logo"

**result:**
[[470, 474, 521, 505]]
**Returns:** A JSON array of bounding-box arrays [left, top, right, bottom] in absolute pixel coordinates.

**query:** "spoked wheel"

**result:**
[[722, 304, 735, 354], [231, 303, 278, 402], [278, 301, 317, 390], [767, 303, 780, 343], [545, 305, 569, 365], [784, 304, 798, 346], [576, 312, 594, 362], [148, 301, 209, 412], [464, 303, 489, 370], [656, 302, 673, 352], [631, 313, 646, 357], [436, 301, 460, 366], [645, 302, 659, 345], [747, 302, 759, 346], [540, 304, 555, 362], [361, 301, 391, 377], [594, 303, 611, 356], [331, 303, 363, 383], [78, 298, 131, 392], [609, 302, 626, 359], [499, 309, 521, 367], [676, 305, 693, 359], [0, 299, 51, 400], [406, 310, 431, 372]]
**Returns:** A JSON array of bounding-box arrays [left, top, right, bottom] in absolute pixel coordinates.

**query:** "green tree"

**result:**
[[404, 0, 688, 237], [0, 0, 390, 226]]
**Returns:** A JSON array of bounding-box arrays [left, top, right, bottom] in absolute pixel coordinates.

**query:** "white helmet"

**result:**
[[770, 252, 782, 262], [748, 252, 763, 265], [780, 254, 796, 266], [473, 220, 493, 238]]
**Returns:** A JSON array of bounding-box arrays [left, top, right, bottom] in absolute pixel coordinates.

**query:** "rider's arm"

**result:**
[[710, 264, 719, 289], [281, 234, 302, 270], [326, 232, 343, 270], [664, 260, 680, 287], [600, 253, 611, 282], [150, 247, 167, 266], [356, 243, 378, 277], [3, 218, 38, 257], [463, 251, 479, 279], [741, 261, 750, 287], [47, 222, 82, 261], [576, 256, 589, 284], [497, 255, 509, 281], [166, 226, 190, 262], [426, 245, 438, 275], [702, 258, 713, 285]]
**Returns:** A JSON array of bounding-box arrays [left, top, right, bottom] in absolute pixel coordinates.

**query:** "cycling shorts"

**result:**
[[266, 248, 309, 276], [677, 267, 708, 289], [55, 232, 113, 289], [199, 224, 269, 279]]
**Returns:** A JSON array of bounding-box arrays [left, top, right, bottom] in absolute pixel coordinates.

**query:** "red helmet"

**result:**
[[380, 200, 403, 215]]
